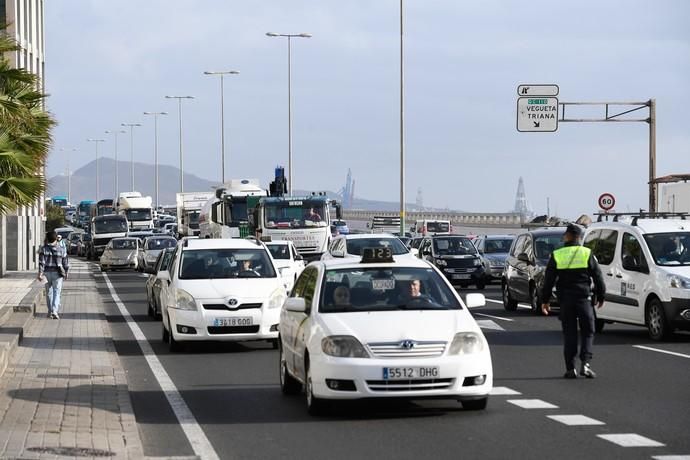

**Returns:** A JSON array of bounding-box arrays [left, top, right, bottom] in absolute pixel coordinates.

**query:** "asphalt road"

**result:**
[[95, 264, 690, 460]]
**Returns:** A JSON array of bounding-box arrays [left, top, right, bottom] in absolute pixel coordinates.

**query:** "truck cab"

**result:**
[[199, 179, 267, 239], [88, 214, 129, 260], [116, 192, 154, 231]]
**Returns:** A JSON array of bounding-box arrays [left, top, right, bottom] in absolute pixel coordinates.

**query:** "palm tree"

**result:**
[[0, 24, 55, 214]]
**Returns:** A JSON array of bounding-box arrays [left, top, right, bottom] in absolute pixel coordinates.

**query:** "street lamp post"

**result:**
[[266, 32, 312, 195], [105, 129, 126, 199], [86, 139, 105, 202], [143, 111, 168, 210], [60, 148, 77, 204], [121, 123, 142, 191], [203, 70, 239, 184], [399, 0, 406, 236], [165, 95, 194, 193]]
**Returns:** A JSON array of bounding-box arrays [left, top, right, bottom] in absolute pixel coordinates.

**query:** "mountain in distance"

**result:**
[[47, 158, 452, 211]]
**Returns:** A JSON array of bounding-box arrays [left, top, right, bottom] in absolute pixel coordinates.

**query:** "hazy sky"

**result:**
[[45, 0, 690, 217]]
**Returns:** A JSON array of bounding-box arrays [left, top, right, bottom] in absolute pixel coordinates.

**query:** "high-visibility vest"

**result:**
[[552, 246, 591, 270]]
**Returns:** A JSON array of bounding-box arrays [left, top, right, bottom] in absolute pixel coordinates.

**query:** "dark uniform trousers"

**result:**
[[559, 297, 595, 370]]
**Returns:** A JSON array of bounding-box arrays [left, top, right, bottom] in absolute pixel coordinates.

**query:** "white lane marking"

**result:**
[[485, 298, 531, 310], [597, 433, 665, 447], [473, 312, 514, 322], [547, 415, 605, 426], [476, 319, 505, 331], [652, 456, 690, 460], [633, 345, 690, 359], [490, 386, 521, 396], [485, 299, 503, 304], [507, 399, 559, 409], [102, 273, 220, 460]]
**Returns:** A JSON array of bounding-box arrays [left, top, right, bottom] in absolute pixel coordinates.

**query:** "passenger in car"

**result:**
[[332, 286, 351, 306]]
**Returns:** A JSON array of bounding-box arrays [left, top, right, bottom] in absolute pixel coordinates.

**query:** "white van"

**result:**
[[413, 219, 452, 237], [582, 216, 690, 340]]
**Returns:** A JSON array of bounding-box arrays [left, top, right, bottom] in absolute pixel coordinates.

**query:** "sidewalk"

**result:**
[[0, 260, 145, 459]]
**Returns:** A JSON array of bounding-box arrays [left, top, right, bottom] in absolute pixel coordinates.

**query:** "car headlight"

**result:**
[[448, 332, 484, 355], [267, 289, 287, 309], [669, 274, 690, 289], [321, 335, 370, 358], [473, 258, 482, 266], [435, 258, 447, 266], [174, 288, 197, 310]]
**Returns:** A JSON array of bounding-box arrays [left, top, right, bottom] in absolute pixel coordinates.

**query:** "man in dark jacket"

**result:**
[[541, 224, 606, 379], [38, 231, 70, 319]]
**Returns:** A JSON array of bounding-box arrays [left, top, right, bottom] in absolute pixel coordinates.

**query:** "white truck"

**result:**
[[116, 191, 154, 231], [199, 179, 267, 239], [176, 192, 214, 237], [88, 214, 129, 260]]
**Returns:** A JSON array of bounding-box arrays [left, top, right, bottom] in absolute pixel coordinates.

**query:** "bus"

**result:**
[[49, 196, 68, 208], [77, 200, 96, 228]]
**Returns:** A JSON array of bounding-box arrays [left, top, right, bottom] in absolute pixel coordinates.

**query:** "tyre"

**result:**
[[271, 339, 279, 350], [147, 297, 154, 317], [279, 341, 301, 395], [530, 285, 545, 316], [162, 319, 170, 343], [305, 360, 327, 415], [646, 298, 671, 341], [595, 319, 606, 333], [461, 397, 488, 411], [475, 281, 486, 290], [167, 315, 182, 352], [502, 281, 518, 311]]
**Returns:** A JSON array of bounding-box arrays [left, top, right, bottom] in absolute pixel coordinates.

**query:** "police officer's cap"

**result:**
[[565, 223, 583, 237]]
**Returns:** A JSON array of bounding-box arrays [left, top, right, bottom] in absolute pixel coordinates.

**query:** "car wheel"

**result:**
[[279, 341, 301, 395], [147, 297, 154, 317], [595, 319, 606, 333], [502, 281, 518, 311], [475, 281, 486, 290], [647, 298, 671, 341], [530, 285, 544, 316], [461, 397, 488, 411], [154, 299, 162, 320], [305, 360, 327, 415], [271, 339, 279, 350], [162, 318, 170, 343], [167, 314, 182, 352]]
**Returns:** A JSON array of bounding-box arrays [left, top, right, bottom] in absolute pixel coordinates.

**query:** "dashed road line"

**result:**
[[507, 399, 558, 409], [484, 298, 531, 309], [473, 312, 514, 322], [102, 272, 221, 460], [652, 455, 690, 459], [633, 345, 690, 359], [476, 319, 505, 331], [547, 415, 605, 426], [490, 386, 521, 396], [597, 433, 665, 447]]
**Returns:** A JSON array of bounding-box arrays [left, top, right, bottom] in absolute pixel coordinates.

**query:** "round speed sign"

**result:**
[[598, 193, 616, 211]]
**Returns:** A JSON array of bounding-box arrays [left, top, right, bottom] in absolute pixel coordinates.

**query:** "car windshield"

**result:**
[[433, 237, 476, 256], [534, 235, 565, 260], [179, 248, 277, 279], [57, 231, 72, 240], [643, 232, 690, 266], [264, 200, 328, 229], [95, 219, 127, 233], [125, 209, 152, 221], [111, 239, 137, 250], [146, 238, 177, 250], [484, 238, 515, 254], [319, 266, 461, 313], [427, 222, 450, 233], [267, 244, 290, 260], [346, 238, 409, 256]]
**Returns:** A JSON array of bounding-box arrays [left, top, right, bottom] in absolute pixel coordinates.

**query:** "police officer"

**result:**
[[541, 224, 606, 379]]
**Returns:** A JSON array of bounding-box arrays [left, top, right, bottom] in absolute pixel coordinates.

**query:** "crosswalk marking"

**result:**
[[507, 399, 558, 409], [597, 433, 665, 447], [490, 386, 521, 396], [547, 415, 605, 426]]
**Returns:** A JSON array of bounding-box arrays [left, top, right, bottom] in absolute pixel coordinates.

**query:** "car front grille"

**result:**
[[366, 378, 454, 392], [94, 237, 111, 247], [207, 325, 260, 335], [443, 267, 478, 274], [367, 341, 446, 358], [442, 258, 479, 268], [295, 245, 320, 254], [202, 303, 263, 311]]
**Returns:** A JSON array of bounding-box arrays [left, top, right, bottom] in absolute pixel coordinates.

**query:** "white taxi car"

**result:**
[[266, 240, 305, 292], [159, 238, 287, 351], [279, 247, 492, 415], [321, 234, 415, 262]]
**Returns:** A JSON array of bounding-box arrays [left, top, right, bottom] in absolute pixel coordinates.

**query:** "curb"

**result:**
[[0, 281, 43, 378]]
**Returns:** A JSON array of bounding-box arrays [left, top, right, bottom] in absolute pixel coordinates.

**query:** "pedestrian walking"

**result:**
[[541, 224, 606, 379], [37, 230, 69, 319]]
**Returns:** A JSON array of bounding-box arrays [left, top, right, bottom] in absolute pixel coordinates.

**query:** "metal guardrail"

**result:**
[[342, 210, 526, 228]]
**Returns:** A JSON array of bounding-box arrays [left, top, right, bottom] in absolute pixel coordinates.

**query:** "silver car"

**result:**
[[138, 236, 177, 272], [474, 235, 516, 282], [100, 237, 141, 271]]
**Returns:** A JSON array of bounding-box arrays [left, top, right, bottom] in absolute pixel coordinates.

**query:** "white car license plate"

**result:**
[[213, 317, 252, 327], [452, 274, 471, 280], [383, 367, 440, 380]]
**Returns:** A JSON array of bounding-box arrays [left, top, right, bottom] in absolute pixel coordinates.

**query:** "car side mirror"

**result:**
[[465, 293, 486, 308], [295, 254, 303, 261], [157, 271, 170, 282], [145, 266, 157, 275], [284, 297, 307, 313], [517, 253, 531, 264], [331, 249, 345, 258]]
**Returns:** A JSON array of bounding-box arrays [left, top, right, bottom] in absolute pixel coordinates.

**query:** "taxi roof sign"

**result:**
[[361, 247, 394, 263]]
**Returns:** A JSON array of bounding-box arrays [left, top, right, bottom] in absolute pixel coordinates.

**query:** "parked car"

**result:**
[[583, 216, 690, 340], [77, 233, 92, 257], [474, 235, 516, 282], [138, 236, 178, 272], [418, 235, 486, 289], [100, 237, 142, 271], [145, 248, 175, 319], [502, 227, 566, 314], [266, 240, 306, 292]]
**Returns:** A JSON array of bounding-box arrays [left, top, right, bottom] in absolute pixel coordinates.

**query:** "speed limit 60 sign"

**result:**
[[598, 193, 616, 211]]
